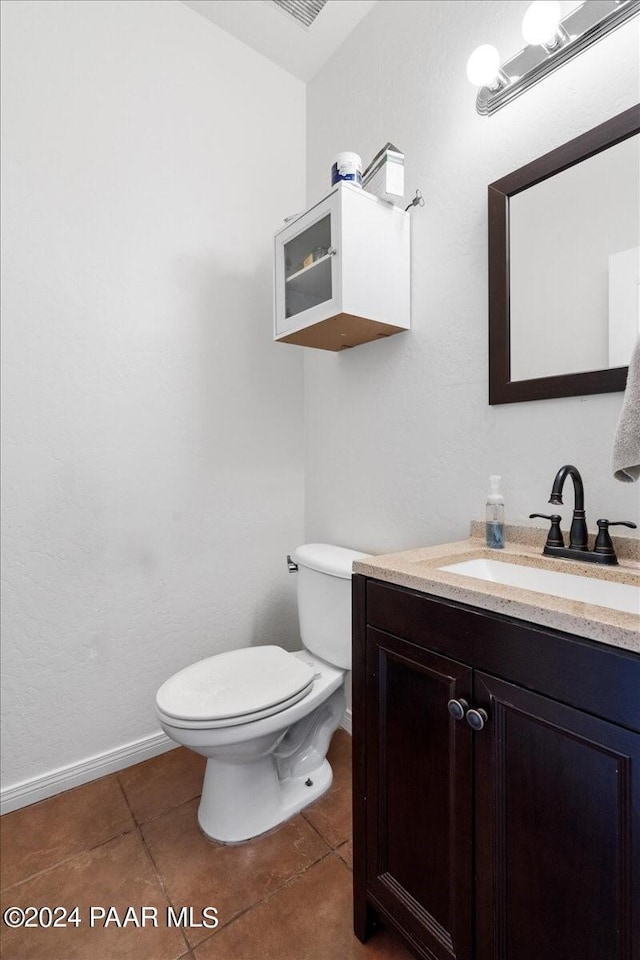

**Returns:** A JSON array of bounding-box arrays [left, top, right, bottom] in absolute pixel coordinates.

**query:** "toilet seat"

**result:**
[[156, 646, 315, 729], [156, 684, 314, 729]]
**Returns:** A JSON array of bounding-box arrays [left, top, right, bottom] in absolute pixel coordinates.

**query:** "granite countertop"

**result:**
[[353, 524, 640, 655]]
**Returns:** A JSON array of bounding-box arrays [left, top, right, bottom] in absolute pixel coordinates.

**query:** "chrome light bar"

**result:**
[[476, 1, 640, 116]]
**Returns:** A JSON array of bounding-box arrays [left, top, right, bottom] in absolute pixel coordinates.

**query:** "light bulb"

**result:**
[[522, 1, 562, 46], [466, 45, 501, 87]]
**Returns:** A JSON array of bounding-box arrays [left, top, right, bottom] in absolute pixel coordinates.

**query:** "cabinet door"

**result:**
[[274, 192, 341, 338], [365, 627, 473, 960], [474, 673, 640, 960]]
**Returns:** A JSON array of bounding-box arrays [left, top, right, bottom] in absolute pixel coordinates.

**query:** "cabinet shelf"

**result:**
[[286, 255, 332, 302], [286, 252, 333, 285]]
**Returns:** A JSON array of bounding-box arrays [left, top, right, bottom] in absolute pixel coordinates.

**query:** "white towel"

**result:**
[[612, 337, 640, 482]]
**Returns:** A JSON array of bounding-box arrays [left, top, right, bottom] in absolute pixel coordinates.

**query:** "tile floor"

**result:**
[[0, 731, 412, 960]]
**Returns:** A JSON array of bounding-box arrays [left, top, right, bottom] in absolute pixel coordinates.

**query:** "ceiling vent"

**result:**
[[270, 0, 328, 28]]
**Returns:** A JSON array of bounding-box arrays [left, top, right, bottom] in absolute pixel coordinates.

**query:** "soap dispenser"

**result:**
[[486, 475, 505, 549]]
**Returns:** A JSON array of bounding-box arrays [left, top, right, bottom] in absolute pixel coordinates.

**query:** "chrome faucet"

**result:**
[[530, 464, 636, 566]]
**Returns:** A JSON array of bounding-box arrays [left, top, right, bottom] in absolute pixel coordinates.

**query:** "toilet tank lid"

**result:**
[[293, 543, 371, 579]]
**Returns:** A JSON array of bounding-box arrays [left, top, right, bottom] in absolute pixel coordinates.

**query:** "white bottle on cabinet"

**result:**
[[274, 183, 410, 351]]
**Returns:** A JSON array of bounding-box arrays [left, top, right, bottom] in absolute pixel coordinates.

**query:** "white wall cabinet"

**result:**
[[274, 183, 410, 351]]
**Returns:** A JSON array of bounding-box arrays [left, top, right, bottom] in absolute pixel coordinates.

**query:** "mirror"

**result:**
[[488, 105, 640, 404]]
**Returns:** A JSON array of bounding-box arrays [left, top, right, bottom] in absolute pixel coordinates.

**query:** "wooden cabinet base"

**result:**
[[277, 312, 407, 351]]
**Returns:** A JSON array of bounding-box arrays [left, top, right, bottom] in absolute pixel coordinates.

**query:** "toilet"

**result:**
[[155, 543, 369, 843]]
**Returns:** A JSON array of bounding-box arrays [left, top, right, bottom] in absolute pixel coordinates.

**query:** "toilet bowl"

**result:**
[[156, 543, 369, 843]]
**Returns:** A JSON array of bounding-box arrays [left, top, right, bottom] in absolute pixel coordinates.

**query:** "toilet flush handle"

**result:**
[[286, 555, 298, 573]]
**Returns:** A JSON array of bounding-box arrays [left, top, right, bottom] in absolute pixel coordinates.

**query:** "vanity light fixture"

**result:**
[[467, 0, 640, 116], [466, 44, 504, 88], [521, 1, 563, 48]]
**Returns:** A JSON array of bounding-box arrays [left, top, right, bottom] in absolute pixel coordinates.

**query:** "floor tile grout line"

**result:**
[[190, 847, 334, 953], [118, 779, 341, 952], [189, 848, 337, 955], [136, 828, 192, 958], [300, 808, 348, 852], [115, 766, 204, 828], [1, 802, 348, 897], [135, 790, 203, 827], [0, 824, 140, 895], [0, 774, 142, 894], [335, 840, 353, 871], [135, 800, 338, 953], [117, 780, 195, 960], [0, 768, 203, 894]]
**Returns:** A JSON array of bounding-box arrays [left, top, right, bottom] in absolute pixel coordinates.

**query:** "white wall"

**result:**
[[305, 0, 640, 556], [1, 0, 306, 795]]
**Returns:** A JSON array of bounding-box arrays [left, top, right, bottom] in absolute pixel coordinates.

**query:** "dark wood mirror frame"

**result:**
[[488, 104, 640, 405]]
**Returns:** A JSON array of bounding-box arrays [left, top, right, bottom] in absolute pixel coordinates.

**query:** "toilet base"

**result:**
[[197, 756, 333, 843], [196, 687, 346, 843]]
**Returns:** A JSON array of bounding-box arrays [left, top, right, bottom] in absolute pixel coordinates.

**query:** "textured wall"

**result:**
[[305, 0, 640, 556], [1, 0, 305, 789]]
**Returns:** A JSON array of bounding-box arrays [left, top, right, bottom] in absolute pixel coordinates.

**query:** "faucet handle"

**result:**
[[529, 513, 564, 548], [594, 519, 637, 556]]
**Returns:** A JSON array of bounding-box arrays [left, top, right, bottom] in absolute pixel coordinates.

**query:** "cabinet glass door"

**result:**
[[284, 214, 332, 322]]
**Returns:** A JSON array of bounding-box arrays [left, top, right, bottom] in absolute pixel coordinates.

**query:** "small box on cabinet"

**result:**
[[362, 143, 405, 203]]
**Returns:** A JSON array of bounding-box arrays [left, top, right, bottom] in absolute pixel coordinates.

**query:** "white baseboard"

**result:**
[[340, 708, 352, 735], [1, 731, 175, 815], [3, 712, 353, 816]]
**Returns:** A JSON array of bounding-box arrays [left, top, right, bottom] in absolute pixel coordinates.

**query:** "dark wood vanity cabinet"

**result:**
[[361, 625, 474, 959], [352, 576, 640, 960]]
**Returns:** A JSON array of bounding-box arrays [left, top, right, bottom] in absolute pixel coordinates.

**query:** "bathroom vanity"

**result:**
[[351, 533, 640, 960]]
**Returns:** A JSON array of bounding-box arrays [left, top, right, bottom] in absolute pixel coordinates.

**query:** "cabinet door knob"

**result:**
[[447, 698, 469, 721], [466, 708, 488, 731]]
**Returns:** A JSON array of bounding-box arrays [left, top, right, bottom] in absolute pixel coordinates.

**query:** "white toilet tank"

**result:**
[[292, 544, 371, 671]]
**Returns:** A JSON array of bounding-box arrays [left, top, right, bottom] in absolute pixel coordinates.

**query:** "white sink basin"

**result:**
[[439, 558, 640, 615]]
